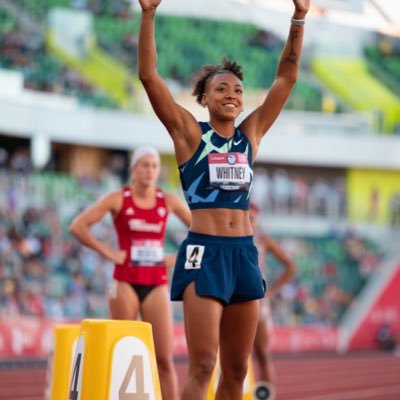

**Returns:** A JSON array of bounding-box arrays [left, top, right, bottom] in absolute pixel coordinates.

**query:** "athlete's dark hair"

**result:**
[[191, 57, 244, 104]]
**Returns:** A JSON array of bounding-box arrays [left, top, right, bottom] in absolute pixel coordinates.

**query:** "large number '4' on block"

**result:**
[[68, 319, 162, 400]]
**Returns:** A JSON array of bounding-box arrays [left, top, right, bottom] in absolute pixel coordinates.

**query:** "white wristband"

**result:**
[[291, 18, 305, 26]]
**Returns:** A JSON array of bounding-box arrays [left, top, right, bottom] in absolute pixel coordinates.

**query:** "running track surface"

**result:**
[[0, 351, 399, 400]]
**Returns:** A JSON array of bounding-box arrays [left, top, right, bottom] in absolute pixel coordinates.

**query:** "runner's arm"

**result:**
[[264, 235, 296, 297], [69, 192, 126, 265]]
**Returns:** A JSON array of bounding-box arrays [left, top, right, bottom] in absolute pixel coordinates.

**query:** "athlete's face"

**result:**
[[132, 154, 160, 187], [202, 72, 243, 120]]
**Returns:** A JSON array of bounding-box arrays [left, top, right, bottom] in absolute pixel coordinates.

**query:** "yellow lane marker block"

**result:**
[[68, 319, 161, 400]]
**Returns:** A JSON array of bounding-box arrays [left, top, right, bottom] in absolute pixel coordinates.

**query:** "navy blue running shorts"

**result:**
[[171, 231, 266, 305]]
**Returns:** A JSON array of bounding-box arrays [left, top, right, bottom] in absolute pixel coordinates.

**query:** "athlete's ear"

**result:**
[[201, 94, 207, 108]]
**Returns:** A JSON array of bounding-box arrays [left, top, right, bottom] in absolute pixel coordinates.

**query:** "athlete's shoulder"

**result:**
[[156, 187, 166, 198], [163, 190, 184, 207], [161, 190, 175, 205], [103, 188, 125, 201], [198, 121, 211, 133], [95, 189, 125, 216], [156, 188, 171, 211]]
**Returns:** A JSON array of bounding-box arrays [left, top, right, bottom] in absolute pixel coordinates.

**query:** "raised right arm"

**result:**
[[138, 1, 200, 163]]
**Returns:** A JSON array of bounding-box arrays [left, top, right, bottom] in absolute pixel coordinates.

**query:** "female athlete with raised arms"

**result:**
[[137, 1, 309, 398]]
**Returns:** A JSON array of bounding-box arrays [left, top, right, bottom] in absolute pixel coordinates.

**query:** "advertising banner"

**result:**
[[347, 168, 400, 226], [0, 319, 338, 358], [348, 264, 400, 350]]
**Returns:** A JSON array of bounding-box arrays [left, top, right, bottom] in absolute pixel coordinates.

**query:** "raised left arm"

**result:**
[[240, 0, 310, 153]]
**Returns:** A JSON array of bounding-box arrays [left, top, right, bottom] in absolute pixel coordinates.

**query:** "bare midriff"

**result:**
[[190, 208, 253, 237]]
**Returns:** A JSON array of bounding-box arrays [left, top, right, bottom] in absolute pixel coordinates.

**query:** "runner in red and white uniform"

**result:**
[[249, 202, 296, 400], [69, 145, 191, 400]]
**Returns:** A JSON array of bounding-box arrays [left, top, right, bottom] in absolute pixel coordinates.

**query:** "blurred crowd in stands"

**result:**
[[0, 27, 117, 108], [69, 0, 133, 17], [252, 168, 347, 220], [267, 232, 382, 325], [1, 0, 399, 119], [0, 180, 113, 320], [1, 1, 326, 111], [0, 146, 32, 173], [0, 145, 384, 326]]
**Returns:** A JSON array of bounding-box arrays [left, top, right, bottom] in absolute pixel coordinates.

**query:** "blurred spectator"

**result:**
[[249, 29, 281, 50], [250, 166, 348, 220], [122, 29, 138, 52], [308, 178, 331, 216], [368, 188, 380, 222], [334, 177, 347, 218], [389, 192, 400, 227], [292, 175, 308, 215], [272, 169, 292, 214], [0, 148, 9, 169], [10, 148, 32, 173], [376, 323, 397, 351], [252, 167, 272, 212]]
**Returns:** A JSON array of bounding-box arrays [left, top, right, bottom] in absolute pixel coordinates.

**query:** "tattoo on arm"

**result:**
[[281, 29, 299, 65]]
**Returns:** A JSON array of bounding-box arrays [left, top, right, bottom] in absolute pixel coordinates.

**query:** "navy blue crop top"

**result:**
[[178, 121, 253, 210]]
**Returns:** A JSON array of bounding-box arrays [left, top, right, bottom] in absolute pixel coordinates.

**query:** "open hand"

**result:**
[[113, 250, 127, 265], [293, 0, 310, 16], [138, 0, 162, 11]]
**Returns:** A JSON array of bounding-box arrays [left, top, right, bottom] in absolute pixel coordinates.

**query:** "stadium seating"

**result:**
[[312, 56, 400, 133], [0, 166, 383, 325], [0, 4, 118, 108], [364, 45, 400, 98], [7, 1, 400, 125], [5, 2, 330, 112]]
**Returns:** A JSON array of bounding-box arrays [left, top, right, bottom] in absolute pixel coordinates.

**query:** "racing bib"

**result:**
[[208, 152, 251, 191], [130, 239, 164, 266]]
